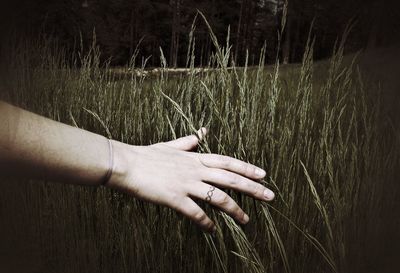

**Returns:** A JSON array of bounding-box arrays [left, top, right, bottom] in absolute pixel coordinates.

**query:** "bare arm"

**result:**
[[0, 101, 275, 232], [0, 101, 112, 184]]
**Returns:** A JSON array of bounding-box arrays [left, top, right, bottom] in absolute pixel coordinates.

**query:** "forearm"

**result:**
[[0, 101, 275, 232], [0, 101, 111, 185]]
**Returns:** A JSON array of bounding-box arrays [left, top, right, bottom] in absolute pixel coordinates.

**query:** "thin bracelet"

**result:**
[[101, 138, 114, 186]]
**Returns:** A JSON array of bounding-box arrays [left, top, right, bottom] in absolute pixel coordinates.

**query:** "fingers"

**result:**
[[174, 197, 215, 232], [198, 153, 266, 180], [163, 127, 207, 151], [188, 182, 249, 225], [201, 168, 275, 201]]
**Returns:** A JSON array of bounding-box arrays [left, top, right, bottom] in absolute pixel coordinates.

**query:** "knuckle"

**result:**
[[237, 209, 245, 219], [218, 193, 231, 206], [170, 197, 187, 212], [251, 184, 261, 196], [230, 204, 242, 218], [193, 210, 207, 223], [250, 184, 263, 197], [170, 192, 184, 203], [151, 142, 165, 149], [216, 193, 242, 216], [199, 154, 212, 167], [230, 174, 242, 186], [190, 135, 198, 142], [219, 155, 231, 168], [244, 164, 255, 176], [229, 178, 238, 186], [202, 219, 213, 231], [195, 154, 206, 167]]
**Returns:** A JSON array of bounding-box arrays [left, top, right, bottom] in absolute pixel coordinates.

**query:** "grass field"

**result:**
[[0, 30, 399, 273]]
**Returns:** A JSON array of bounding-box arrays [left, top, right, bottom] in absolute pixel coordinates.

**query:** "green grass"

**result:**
[[0, 28, 399, 273]]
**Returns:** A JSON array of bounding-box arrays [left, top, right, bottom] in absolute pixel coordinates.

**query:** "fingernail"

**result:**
[[211, 225, 217, 234], [243, 213, 249, 224], [264, 189, 275, 200], [255, 168, 266, 178]]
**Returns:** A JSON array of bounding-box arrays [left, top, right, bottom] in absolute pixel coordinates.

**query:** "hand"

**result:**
[[107, 128, 275, 233]]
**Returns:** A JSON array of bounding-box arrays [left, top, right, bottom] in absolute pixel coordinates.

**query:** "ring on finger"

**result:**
[[205, 185, 216, 202]]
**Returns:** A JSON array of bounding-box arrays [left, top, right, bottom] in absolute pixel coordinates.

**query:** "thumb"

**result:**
[[163, 127, 207, 151]]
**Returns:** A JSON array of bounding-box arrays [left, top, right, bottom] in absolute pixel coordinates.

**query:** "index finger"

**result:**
[[197, 153, 266, 180]]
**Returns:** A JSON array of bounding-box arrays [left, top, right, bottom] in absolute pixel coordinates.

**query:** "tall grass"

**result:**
[[0, 22, 399, 273]]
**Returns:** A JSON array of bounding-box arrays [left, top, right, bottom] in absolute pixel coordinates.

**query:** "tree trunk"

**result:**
[[235, 0, 246, 64], [169, 0, 181, 67], [246, 0, 256, 58], [200, 37, 204, 67], [290, 18, 300, 62], [367, 1, 382, 49], [282, 12, 291, 64], [367, 21, 379, 49], [241, 0, 251, 64], [129, 10, 134, 58]]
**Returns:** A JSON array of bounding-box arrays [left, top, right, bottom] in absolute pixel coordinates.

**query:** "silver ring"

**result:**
[[205, 186, 216, 202]]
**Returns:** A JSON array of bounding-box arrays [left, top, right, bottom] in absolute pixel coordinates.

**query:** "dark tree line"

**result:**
[[2, 0, 399, 67]]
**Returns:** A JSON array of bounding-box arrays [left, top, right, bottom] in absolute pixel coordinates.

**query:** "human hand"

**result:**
[[107, 128, 275, 233]]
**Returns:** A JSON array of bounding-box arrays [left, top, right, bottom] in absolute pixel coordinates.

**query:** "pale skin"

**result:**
[[0, 101, 275, 233]]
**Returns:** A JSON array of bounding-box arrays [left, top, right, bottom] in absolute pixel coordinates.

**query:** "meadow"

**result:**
[[0, 27, 399, 273]]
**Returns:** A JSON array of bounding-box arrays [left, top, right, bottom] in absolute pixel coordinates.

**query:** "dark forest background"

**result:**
[[1, 0, 400, 67]]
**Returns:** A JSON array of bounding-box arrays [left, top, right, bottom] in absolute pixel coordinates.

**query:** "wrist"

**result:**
[[103, 140, 133, 190]]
